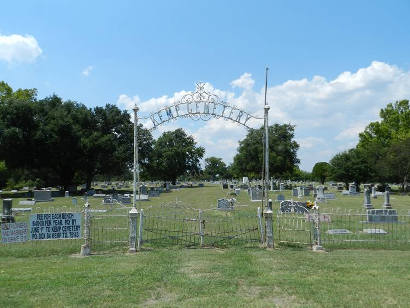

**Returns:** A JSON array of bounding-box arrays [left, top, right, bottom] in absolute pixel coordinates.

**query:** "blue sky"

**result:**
[[1, 0, 410, 171]]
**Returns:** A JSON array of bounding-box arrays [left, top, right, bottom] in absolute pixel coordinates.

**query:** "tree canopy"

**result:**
[[203, 157, 228, 180], [311, 162, 331, 184], [231, 124, 299, 179], [0, 82, 153, 190], [148, 128, 205, 184]]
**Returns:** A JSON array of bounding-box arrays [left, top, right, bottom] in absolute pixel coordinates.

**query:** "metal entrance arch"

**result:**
[[130, 71, 273, 247]]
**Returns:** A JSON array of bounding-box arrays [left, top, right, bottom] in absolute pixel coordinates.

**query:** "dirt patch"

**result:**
[[142, 288, 177, 307]]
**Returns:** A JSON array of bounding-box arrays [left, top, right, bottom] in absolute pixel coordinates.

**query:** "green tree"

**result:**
[[203, 157, 228, 180], [231, 124, 299, 179], [329, 148, 371, 190], [312, 162, 331, 184], [290, 166, 312, 181], [378, 138, 410, 192], [149, 129, 205, 183]]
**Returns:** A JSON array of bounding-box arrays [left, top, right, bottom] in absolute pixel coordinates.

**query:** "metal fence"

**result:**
[[142, 208, 261, 248], [275, 208, 410, 249], [3, 205, 410, 256]]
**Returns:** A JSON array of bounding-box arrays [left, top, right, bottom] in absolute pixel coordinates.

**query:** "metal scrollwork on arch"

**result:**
[[140, 82, 262, 130]]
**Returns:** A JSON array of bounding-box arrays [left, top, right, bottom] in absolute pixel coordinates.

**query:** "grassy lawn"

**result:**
[[1, 247, 410, 307], [1, 185, 410, 307]]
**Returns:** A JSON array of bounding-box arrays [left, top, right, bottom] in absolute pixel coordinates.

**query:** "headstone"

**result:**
[[87, 189, 95, 196], [305, 213, 331, 223], [366, 209, 398, 223], [234, 188, 240, 196], [371, 186, 377, 198], [2, 199, 14, 222], [93, 194, 106, 198], [279, 183, 285, 191], [121, 196, 132, 204], [33, 190, 53, 202], [222, 183, 228, 189], [276, 194, 285, 201], [148, 189, 160, 197], [297, 187, 303, 198], [217, 198, 235, 210], [65, 191, 69, 198], [363, 188, 373, 209], [363, 228, 387, 234], [324, 193, 336, 200], [383, 190, 392, 209], [103, 196, 115, 204], [292, 188, 298, 197], [242, 177, 249, 184], [72, 197, 78, 206], [250, 188, 263, 201], [139, 185, 148, 195], [326, 229, 352, 235], [303, 188, 310, 196], [279, 200, 309, 214], [19, 200, 36, 206], [349, 183, 356, 194]]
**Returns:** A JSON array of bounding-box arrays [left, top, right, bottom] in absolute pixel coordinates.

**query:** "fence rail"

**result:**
[[2, 205, 410, 256]]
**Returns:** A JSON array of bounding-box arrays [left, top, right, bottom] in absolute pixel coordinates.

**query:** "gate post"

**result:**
[[312, 203, 324, 251], [199, 209, 204, 246], [257, 207, 264, 244], [264, 201, 273, 248], [80, 201, 91, 256], [137, 209, 144, 251], [129, 207, 139, 253]]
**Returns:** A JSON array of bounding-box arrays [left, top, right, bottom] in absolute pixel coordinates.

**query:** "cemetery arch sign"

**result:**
[[140, 82, 262, 130], [132, 80, 272, 232]]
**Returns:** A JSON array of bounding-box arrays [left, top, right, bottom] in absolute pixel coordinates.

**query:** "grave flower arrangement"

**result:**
[[306, 201, 315, 209]]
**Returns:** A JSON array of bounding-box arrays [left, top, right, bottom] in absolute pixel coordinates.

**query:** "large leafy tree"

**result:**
[[357, 100, 410, 185], [231, 124, 299, 179], [0, 81, 153, 189], [203, 157, 228, 180], [378, 138, 410, 192], [329, 148, 371, 190], [312, 162, 331, 184], [149, 129, 205, 183]]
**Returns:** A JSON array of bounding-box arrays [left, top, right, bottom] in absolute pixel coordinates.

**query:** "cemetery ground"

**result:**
[[1, 185, 410, 307]]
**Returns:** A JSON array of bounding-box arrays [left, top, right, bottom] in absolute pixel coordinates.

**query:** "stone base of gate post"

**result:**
[[264, 208, 274, 248], [80, 244, 90, 256], [128, 207, 139, 253]]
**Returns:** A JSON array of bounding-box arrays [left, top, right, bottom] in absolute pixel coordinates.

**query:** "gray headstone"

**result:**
[[292, 188, 298, 197], [363, 188, 373, 209], [2, 199, 12, 216], [65, 191, 69, 198], [326, 229, 352, 235], [250, 188, 263, 201], [19, 200, 36, 206], [276, 194, 285, 201], [383, 190, 392, 209], [366, 209, 398, 223], [34, 190, 53, 202], [217, 198, 234, 210], [363, 228, 387, 234], [72, 197, 77, 206]]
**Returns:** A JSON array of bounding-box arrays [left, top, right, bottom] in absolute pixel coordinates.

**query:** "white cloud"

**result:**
[[0, 33, 42, 63], [296, 137, 325, 149], [116, 61, 410, 171], [231, 73, 255, 90], [82, 65, 94, 76]]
